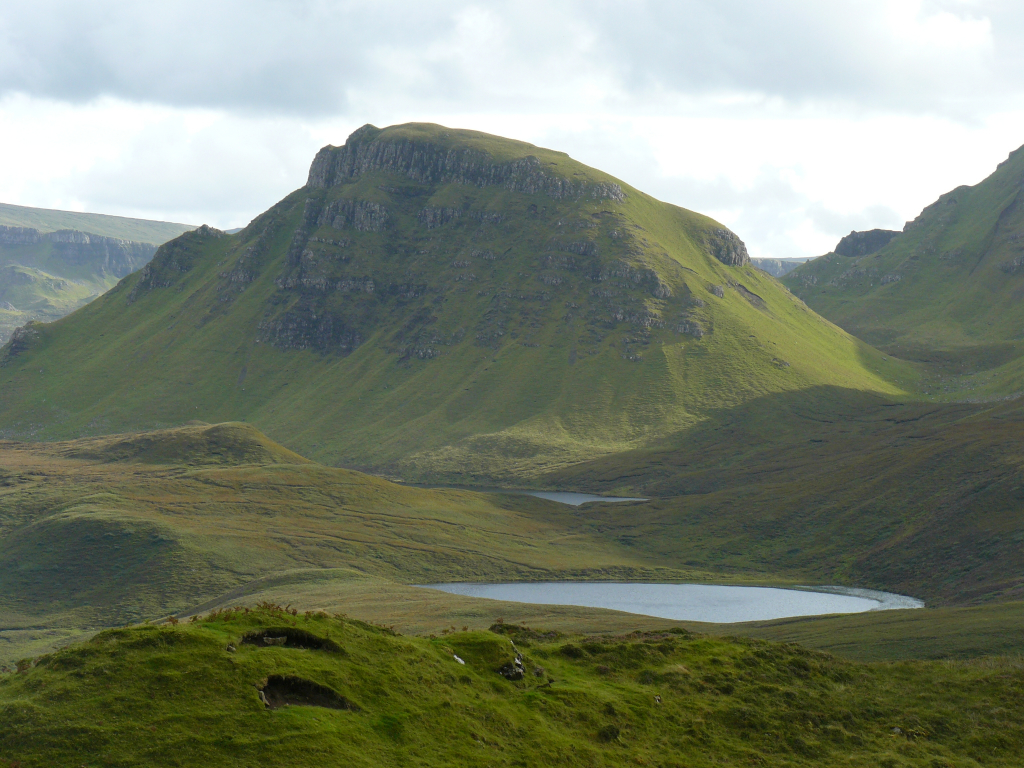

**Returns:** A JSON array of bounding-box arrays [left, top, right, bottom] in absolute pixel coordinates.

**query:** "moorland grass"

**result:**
[[1, 606, 1022, 767], [4, 421, 1024, 670]]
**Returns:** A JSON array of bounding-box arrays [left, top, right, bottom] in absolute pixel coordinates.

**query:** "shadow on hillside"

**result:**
[[544, 385, 1024, 605]]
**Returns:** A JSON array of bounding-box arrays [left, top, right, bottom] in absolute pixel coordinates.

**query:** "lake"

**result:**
[[396, 483, 647, 506], [420, 582, 924, 623], [518, 491, 647, 506]]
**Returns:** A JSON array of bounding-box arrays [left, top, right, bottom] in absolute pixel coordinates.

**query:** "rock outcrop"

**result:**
[[834, 229, 899, 258], [752, 258, 808, 277], [704, 228, 750, 267], [307, 124, 626, 203]]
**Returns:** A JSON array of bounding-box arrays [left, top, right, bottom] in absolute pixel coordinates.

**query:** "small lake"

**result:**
[[420, 582, 924, 623], [519, 491, 647, 506], [397, 482, 647, 506]]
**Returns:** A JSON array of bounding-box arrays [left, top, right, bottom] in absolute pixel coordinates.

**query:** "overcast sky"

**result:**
[[2, 0, 1024, 258]]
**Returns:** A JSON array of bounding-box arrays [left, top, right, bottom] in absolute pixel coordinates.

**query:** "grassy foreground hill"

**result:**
[[0, 123, 908, 481], [783, 143, 1024, 398], [2, 607, 1023, 767]]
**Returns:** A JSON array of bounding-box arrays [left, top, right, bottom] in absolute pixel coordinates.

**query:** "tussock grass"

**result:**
[[2, 607, 1023, 766]]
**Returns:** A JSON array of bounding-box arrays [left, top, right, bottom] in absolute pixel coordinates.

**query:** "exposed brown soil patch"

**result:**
[[258, 675, 358, 711]]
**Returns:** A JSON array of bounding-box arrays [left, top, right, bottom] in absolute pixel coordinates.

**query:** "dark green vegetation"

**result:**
[[784, 144, 1024, 398], [740, 600, 1024, 662], [3, 608, 1024, 767], [0, 204, 194, 344], [0, 123, 906, 480]]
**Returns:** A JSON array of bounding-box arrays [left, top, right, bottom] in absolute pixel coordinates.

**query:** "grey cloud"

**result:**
[[2, 1, 1023, 116]]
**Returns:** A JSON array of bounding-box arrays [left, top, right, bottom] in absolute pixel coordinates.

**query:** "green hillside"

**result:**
[[3, 608, 1023, 767], [0, 233, 157, 345], [783, 144, 1024, 397], [0, 202, 193, 244], [0, 123, 910, 481]]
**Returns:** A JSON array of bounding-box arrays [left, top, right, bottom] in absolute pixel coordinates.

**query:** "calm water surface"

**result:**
[[421, 582, 923, 623], [520, 491, 647, 505]]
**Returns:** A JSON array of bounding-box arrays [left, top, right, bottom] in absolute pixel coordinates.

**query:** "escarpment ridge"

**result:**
[[307, 123, 627, 202], [0, 123, 904, 480]]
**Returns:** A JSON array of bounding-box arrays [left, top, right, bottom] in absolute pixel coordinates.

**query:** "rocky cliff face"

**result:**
[[0, 225, 156, 277], [834, 229, 899, 258], [704, 228, 750, 267], [752, 258, 809, 277], [307, 124, 626, 203]]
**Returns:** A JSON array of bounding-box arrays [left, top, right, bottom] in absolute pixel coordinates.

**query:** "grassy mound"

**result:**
[[52, 421, 311, 466], [1, 607, 1022, 766]]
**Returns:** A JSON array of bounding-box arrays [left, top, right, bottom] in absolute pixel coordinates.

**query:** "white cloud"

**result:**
[[1, 1, 1023, 256]]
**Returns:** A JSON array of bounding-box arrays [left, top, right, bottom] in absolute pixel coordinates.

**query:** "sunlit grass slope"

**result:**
[[0, 123, 911, 481], [2, 607, 1024, 767], [0, 264, 110, 341], [784, 143, 1024, 398]]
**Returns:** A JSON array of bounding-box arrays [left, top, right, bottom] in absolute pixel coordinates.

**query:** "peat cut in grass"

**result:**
[[241, 627, 342, 652], [258, 675, 359, 711]]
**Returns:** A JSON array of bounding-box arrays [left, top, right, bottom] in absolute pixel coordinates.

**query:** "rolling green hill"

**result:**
[[783, 144, 1024, 398], [3, 608, 1023, 767], [0, 123, 910, 481]]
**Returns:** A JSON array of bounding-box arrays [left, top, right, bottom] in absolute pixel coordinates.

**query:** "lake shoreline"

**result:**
[[417, 581, 924, 624]]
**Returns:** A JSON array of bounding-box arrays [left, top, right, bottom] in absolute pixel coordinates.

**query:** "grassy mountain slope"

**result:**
[[0, 123, 910, 480], [783, 144, 1024, 397], [0, 263, 114, 345], [0, 202, 193, 244], [3, 608, 1023, 767]]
